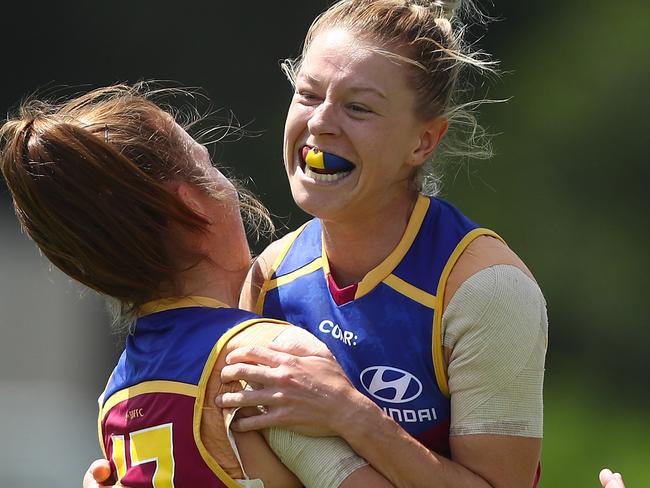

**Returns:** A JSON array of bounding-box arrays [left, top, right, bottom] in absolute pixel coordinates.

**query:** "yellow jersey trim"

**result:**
[[97, 371, 115, 460], [353, 194, 430, 299], [100, 381, 199, 419], [140, 296, 228, 317], [432, 227, 504, 397], [265, 257, 323, 291], [193, 318, 289, 487], [97, 413, 107, 459], [383, 274, 438, 309], [255, 222, 310, 314]]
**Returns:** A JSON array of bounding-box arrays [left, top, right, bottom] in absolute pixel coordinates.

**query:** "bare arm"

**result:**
[[220, 237, 545, 488], [220, 343, 534, 488]]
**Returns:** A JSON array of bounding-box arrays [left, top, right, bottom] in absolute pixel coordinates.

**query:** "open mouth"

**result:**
[[300, 145, 355, 182]]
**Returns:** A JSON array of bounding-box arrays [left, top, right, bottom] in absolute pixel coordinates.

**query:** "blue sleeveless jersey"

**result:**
[[98, 297, 268, 488], [257, 195, 500, 456]]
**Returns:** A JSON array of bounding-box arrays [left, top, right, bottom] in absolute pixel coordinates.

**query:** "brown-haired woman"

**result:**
[[0, 84, 393, 488], [215, 1, 547, 487]]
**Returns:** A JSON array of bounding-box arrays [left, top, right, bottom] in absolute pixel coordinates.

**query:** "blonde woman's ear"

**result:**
[[408, 116, 449, 167]]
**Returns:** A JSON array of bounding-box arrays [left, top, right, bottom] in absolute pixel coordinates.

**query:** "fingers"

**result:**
[[233, 406, 263, 418], [82, 469, 98, 488], [268, 340, 334, 359], [599, 468, 625, 488], [220, 362, 280, 386], [216, 387, 285, 409], [91, 460, 112, 482], [230, 408, 286, 432], [225, 345, 294, 368], [83, 459, 112, 487], [600, 469, 614, 485]]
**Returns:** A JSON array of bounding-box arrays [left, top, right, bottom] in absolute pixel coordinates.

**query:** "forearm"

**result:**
[[337, 392, 492, 488]]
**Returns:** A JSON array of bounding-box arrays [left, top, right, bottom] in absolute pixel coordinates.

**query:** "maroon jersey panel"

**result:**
[[101, 391, 230, 487]]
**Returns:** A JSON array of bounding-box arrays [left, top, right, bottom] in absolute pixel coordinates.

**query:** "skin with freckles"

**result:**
[[284, 28, 447, 229], [84, 28, 545, 488], [218, 25, 544, 488]]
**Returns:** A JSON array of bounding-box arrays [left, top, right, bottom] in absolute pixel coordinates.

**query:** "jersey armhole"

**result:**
[[431, 228, 505, 397], [255, 223, 310, 315], [193, 318, 292, 486]]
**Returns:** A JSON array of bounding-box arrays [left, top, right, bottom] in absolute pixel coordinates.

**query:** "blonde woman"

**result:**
[[219, 1, 547, 487]]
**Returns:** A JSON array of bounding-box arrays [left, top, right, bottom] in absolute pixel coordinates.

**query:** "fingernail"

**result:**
[[614, 473, 622, 481], [214, 395, 222, 406]]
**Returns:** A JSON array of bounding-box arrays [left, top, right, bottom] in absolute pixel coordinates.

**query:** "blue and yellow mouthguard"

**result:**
[[304, 146, 355, 172]]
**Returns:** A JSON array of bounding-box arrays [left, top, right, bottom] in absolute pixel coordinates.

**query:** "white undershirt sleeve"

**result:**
[[442, 264, 548, 437]]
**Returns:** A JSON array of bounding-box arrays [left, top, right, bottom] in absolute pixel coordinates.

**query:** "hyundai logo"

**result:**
[[360, 366, 423, 404]]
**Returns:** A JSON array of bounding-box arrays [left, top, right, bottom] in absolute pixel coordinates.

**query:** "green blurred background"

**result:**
[[0, 1, 647, 486]]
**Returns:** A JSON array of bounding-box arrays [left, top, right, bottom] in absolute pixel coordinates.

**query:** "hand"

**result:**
[[599, 468, 626, 488], [216, 341, 363, 436], [82, 459, 115, 488]]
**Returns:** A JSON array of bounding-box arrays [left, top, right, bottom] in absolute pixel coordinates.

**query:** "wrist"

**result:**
[[332, 388, 383, 441]]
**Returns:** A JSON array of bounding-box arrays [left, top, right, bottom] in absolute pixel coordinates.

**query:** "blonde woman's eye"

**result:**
[[297, 91, 322, 103], [349, 103, 372, 114]]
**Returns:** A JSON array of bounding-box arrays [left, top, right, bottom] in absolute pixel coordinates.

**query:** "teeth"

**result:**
[[304, 165, 352, 182]]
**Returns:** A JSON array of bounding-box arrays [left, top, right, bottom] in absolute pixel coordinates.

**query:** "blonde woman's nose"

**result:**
[[307, 101, 340, 136]]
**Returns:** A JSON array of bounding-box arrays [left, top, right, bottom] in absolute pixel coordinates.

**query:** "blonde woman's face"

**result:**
[[283, 28, 429, 222]]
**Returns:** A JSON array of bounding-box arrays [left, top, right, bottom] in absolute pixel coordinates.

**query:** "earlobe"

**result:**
[[409, 117, 449, 167]]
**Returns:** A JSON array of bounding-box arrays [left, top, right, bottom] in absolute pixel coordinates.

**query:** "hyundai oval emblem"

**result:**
[[359, 366, 423, 404]]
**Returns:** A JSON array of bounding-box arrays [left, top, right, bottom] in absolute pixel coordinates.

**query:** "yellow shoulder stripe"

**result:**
[[432, 228, 504, 397], [355, 194, 430, 299], [100, 380, 199, 419], [255, 222, 310, 314], [139, 296, 228, 317], [383, 274, 437, 309], [193, 317, 286, 487], [264, 257, 323, 293]]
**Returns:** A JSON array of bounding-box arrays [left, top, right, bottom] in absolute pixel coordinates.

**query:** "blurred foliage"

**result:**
[[541, 378, 650, 487], [1, 0, 647, 485], [445, 0, 650, 396]]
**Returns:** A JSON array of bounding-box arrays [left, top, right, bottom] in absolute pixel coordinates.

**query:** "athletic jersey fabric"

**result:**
[[256, 194, 501, 457], [98, 297, 268, 488]]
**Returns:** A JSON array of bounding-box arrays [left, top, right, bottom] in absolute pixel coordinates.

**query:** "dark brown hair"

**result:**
[[0, 84, 269, 323]]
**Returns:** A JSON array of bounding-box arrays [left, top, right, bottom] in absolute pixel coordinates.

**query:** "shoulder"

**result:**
[[443, 235, 536, 311], [441, 235, 548, 361], [443, 263, 548, 362], [238, 231, 301, 312]]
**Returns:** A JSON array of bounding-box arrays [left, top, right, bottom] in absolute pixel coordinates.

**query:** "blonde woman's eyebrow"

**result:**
[[298, 73, 387, 100], [347, 85, 387, 100]]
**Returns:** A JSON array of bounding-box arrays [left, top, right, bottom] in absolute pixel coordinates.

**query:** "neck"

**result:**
[[322, 191, 419, 287], [170, 259, 247, 308]]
